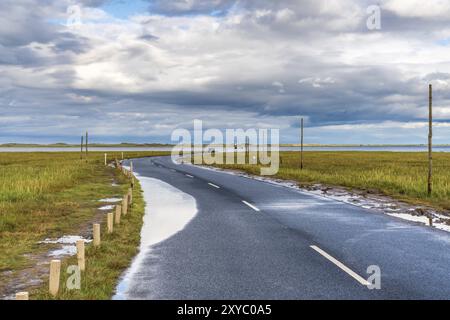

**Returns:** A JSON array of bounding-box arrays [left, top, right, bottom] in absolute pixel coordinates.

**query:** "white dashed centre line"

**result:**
[[310, 245, 370, 286], [208, 183, 220, 189], [242, 201, 260, 212], [185, 174, 194, 178]]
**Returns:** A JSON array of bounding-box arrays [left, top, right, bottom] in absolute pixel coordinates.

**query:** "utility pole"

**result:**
[[85, 131, 89, 162], [80, 136, 84, 160], [300, 117, 304, 170], [428, 84, 433, 196], [245, 136, 249, 163]]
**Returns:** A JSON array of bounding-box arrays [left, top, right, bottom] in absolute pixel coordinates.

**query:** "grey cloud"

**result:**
[[148, 0, 234, 15], [1, 0, 449, 144], [0, 1, 94, 70], [79, 0, 108, 6], [0, 2, 57, 47], [139, 33, 159, 41], [52, 33, 92, 54]]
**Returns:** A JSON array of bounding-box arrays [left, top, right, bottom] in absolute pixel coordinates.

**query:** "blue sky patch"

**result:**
[[101, 0, 149, 19]]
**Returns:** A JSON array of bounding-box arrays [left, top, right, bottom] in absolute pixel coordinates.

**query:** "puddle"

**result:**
[[48, 246, 78, 257], [113, 177, 197, 300], [98, 205, 115, 211], [39, 235, 92, 258], [99, 198, 122, 203], [39, 235, 90, 245]]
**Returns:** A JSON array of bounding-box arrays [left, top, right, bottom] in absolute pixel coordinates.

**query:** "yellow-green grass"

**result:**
[[33, 178, 146, 300], [215, 151, 450, 210], [0, 151, 168, 297]]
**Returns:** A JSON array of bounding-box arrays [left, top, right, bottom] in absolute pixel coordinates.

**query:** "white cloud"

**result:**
[[383, 0, 450, 19], [0, 0, 449, 144]]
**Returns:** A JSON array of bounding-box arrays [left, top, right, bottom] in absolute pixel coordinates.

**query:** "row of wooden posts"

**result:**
[[15, 158, 134, 300]]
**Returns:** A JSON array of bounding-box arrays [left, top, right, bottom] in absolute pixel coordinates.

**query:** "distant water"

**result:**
[[281, 146, 450, 152], [0, 146, 449, 152], [0, 147, 172, 152]]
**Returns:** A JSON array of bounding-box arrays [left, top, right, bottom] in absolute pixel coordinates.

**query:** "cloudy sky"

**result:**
[[1, 0, 450, 144]]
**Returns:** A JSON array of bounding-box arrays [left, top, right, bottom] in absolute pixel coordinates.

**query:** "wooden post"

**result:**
[[121, 152, 124, 160], [76, 240, 85, 271], [247, 137, 250, 163], [85, 131, 89, 162], [15, 292, 29, 300], [80, 136, 84, 160], [245, 137, 249, 164], [128, 188, 133, 204], [104, 153, 107, 166], [49, 260, 61, 296], [429, 217, 433, 227], [130, 161, 133, 176], [107, 212, 114, 234], [300, 117, 304, 170], [93, 224, 101, 246], [115, 205, 121, 225], [122, 195, 128, 216], [428, 84, 433, 196]]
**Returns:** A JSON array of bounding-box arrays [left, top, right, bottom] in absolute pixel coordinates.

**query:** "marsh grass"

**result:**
[[216, 151, 450, 210], [33, 178, 146, 300], [0, 151, 168, 297]]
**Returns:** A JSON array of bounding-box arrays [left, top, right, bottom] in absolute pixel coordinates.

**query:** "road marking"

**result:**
[[242, 201, 260, 212], [208, 183, 220, 189], [185, 174, 194, 178], [310, 245, 370, 286]]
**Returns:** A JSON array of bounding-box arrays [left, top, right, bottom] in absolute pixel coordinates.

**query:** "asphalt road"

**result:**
[[121, 156, 450, 300]]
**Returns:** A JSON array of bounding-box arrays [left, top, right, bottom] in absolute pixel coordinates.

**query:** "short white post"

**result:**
[[76, 240, 85, 271], [122, 195, 128, 215], [107, 212, 114, 234], [15, 292, 29, 300], [128, 188, 133, 204], [49, 260, 61, 297], [104, 153, 107, 166], [93, 224, 101, 246], [115, 205, 121, 225]]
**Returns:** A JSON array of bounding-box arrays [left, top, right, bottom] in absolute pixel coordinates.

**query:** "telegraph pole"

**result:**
[[85, 131, 89, 162], [428, 84, 433, 196], [246, 136, 250, 163], [80, 136, 84, 160], [300, 118, 304, 170]]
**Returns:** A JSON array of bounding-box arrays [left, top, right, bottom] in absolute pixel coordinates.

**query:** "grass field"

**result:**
[[215, 151, 450, 210], [0, 151, 168, 298], [2, 150, 449, 298], [33, 178, 147, 300]]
